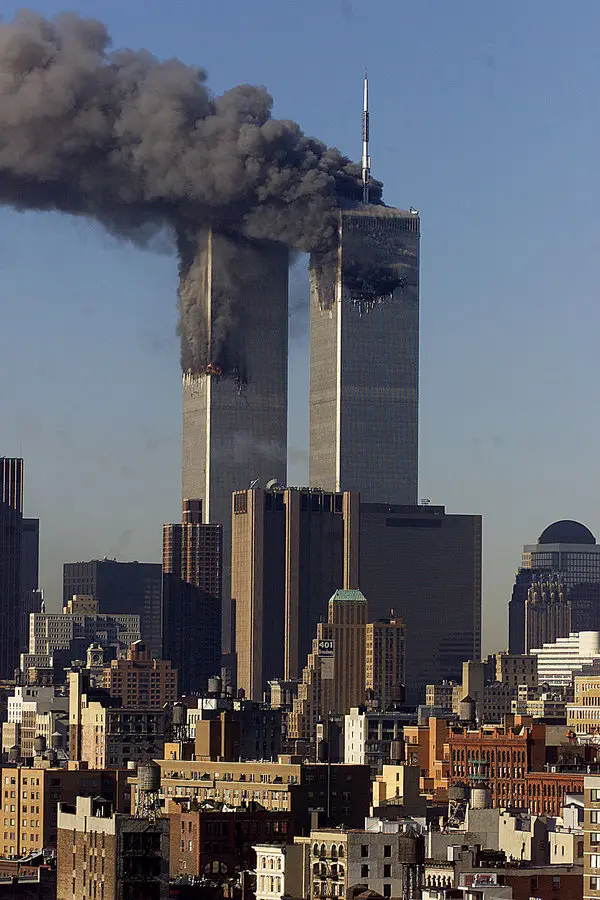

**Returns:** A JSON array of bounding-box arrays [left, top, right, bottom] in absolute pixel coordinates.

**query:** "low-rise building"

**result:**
[[568, 671, 600, 737], [132, 756, 371, 834], [525, 771, 585, 816], [2, 685, 68, 757], [511, 690, 567, 720], [404, 717, 451, 796], [344, 707, 411, 774], [57, 795, 169, 899], [168, 798, 293, 880], [372, 765, 427, 818], [425, 681, 458, 711], [448, 720, 546, 809], [188, 696, 283, 761], [0, 763, 131, 857], [68, 670, 169, 768], [306, 819, 424, 900]]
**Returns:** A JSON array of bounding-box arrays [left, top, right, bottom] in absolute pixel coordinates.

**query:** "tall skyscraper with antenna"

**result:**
[[0, 458, 23, 678], [309, 77, 420, 503]]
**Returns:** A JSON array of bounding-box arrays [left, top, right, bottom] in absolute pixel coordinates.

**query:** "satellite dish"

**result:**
[[266, 479, 284, 492]]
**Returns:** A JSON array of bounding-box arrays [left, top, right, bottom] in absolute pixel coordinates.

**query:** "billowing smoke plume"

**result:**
[[0, 11, 383, 371]]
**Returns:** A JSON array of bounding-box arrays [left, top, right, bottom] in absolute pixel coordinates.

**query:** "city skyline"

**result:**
[[3, 0, 600, 655]]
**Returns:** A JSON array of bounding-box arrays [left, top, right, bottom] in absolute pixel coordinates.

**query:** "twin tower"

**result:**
[[181, 203, 420, 639]]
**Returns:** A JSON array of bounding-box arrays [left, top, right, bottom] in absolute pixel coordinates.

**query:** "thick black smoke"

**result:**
[[0, 11, 383, 371]]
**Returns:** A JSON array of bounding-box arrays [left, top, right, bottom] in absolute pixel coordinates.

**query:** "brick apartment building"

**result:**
[[102, 640, 178, 708], [526, 771, 585, 816], [0, 763, 131, 857], [448, 722, 547, 808], [57, 795, 169, 899], [169, 798, 294, 879]]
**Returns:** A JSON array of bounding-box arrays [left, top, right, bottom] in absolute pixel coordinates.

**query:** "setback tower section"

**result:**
[[309, 206, 420, 504]]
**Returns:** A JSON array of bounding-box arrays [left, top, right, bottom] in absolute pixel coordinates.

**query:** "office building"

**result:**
[[102, 640, 178, 708], [63, 558, 162, 656], [181, 229, 289, 649], [57, 796, 169, 900], [309, 205, 420, 504], [288, 590, 406, 742], [531, 631, 600, 689], [359, 503, 482, 703], [22, 594, 140, 673], [365, 617, 406, 708], [508, 566, 551, 654], [0, 458, 23, 678], [162, 499, 222, 693], [232, 486, 359, 700], [525, 572, 571, 652], [513, 520, 600, 653], [20, 517, 40, 652]]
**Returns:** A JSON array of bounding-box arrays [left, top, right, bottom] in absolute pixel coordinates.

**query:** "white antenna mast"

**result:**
[[361, 72, 371, 204]]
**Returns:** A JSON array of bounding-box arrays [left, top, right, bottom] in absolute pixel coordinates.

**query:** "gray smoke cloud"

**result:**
[[0, 11, 383, 372]]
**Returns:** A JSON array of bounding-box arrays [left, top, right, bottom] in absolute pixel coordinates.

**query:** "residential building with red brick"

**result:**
[[102, 639, 177, 708]]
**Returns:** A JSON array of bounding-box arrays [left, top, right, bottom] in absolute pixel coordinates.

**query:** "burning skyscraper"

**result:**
[[309, 76, 420, 503], [180, 229, 289, 645], [309, 204, 420, 504]]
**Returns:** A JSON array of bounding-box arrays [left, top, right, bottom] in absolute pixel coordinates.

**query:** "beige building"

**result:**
[[0, 763, 130, 858], [102, 640, 177, 708], [24, 594, 140, 671], [69, 670, 168, 768], [583, 774, 600, 899], [134, 754, 371, 834], [425, 681, 458, 710], [305, 820, 423, 900], [232, 488, 359, 700], [254, 844, 307, 900], [568, 673, 600, 736], [365, 617, 406, 707], [2, 685, 68, 757], [372, 764, 427, 817], [495, 652, 538, 688], [288, 590, 405, 741]]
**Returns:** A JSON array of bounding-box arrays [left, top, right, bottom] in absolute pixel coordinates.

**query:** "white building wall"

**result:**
[[531, 631, 600, 687], [254, 845, 285, 900], [344, 709, 367, 765]]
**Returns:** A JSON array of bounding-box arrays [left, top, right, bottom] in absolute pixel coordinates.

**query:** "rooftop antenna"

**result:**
[[361, 71, 370, 204]]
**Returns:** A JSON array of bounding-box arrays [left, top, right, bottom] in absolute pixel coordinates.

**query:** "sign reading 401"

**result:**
[[317, 639, 335, 657]]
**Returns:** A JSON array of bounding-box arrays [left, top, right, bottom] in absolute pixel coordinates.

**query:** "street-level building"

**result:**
[[131, 757, 371, 834], [57, 795, 169, 899]]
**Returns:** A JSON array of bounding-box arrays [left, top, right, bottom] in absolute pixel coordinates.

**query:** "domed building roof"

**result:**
[[538, 520, 596, 545]]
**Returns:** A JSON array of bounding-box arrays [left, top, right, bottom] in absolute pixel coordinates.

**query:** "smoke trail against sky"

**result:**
[[0, 11, 383, 371]]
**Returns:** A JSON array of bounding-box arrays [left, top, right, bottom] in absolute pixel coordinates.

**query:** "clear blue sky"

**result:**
[[2, 0, 600, 652]]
